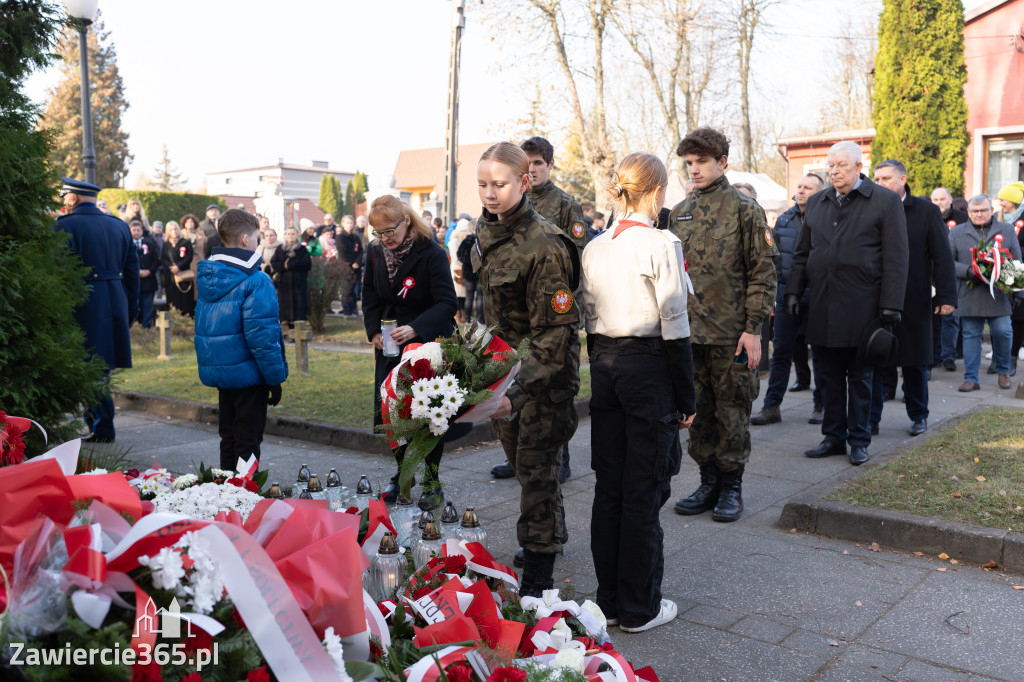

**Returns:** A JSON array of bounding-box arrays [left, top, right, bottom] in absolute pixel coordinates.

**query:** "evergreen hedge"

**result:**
[[872, 0, 969, 197], [97, 189, 227, 224]]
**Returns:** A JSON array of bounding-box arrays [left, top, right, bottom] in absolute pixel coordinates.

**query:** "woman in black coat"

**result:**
[[161, 221, 195, 317], [271, 227, 311, 325], [363, 195, 459, 510]]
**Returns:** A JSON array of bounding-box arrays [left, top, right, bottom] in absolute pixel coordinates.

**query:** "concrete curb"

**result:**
[[113, 390, 591, 455], [779, 496, 1024, 572]]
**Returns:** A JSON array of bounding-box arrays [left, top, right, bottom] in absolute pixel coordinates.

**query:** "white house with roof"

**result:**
[[205, 160, 355, 235]]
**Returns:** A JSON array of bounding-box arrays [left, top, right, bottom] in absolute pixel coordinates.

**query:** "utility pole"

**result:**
[[442, 0, 466, 226]]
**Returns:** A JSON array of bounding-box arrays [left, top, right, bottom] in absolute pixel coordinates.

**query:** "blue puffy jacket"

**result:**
[[773, 205, 808, 305], [195, 247, 288, 389]]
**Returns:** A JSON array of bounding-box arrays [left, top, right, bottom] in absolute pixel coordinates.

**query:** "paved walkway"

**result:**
[[111, 358, 1024, 682]]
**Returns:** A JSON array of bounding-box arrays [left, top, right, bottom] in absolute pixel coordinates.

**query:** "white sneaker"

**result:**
[[619, 599, 678, 633]]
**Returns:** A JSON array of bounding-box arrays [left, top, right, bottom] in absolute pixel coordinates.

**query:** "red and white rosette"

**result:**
[[398, 275, 416, 299]]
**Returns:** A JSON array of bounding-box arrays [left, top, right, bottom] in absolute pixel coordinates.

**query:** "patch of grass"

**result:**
[[117, 338, 377, 428], [827, 407, 1024, 531], [117, 336, 592, 429], [315, 316, 369, 345]]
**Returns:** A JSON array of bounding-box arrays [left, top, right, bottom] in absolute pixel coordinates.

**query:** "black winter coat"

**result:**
[[271, 244, 311, 323], [888, 189, 957, 366], [942, 208, 970, 230], [787, 175, 909, 348], [363, 237, 459, 426], [339, 231, 364, 268], [136, 234, 161, 293]]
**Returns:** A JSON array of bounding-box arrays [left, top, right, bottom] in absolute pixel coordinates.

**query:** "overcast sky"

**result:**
[[25, 0, 993, 192]]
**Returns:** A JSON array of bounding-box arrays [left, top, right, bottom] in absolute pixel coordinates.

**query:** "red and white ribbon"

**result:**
[[404, 644, 474, 682], [197, 523, 347, 681], [398, 276, 416, 299]]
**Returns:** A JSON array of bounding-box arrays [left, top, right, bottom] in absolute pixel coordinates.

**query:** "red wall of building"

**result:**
[[964, 0, 1024, 196]]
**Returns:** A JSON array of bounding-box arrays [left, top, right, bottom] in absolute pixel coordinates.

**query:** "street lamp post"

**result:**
[[63, 0, 100, 185], [442, 0, 466, 226]]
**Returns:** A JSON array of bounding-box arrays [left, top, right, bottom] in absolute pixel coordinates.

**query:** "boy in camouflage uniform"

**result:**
[[490, 136, 586, 487], [668, 127, 778, 522]]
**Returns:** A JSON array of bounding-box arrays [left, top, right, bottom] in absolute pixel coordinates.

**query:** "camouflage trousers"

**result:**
[[688, 343, 759, 471], [493, 396, 578, 554]]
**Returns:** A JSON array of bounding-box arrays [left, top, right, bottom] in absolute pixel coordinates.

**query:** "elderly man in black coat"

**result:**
[[786, 141, 909, 466], [869, 161, 957, 436]]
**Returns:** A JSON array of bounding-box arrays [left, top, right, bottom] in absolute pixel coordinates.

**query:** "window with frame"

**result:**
[[985, 137, 1024, 197]]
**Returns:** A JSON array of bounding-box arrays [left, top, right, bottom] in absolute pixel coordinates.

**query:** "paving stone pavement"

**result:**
[[107, 354, 1024, 682]]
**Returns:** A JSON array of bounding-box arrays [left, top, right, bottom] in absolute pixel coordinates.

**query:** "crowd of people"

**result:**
[[57, 125, 1024, 635]]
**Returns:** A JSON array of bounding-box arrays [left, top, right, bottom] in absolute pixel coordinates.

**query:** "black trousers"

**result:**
[[589, 336, 681, 628], [815, 346, 874, 448], [218, 386, 268, 470]]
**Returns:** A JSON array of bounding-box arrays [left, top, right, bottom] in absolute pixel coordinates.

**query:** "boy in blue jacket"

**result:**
[[195, 209, 288, 469]]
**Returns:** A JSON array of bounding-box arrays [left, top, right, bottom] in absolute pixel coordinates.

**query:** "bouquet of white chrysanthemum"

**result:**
[[378, 323, 527, 498], [151, 482, 263, 521]]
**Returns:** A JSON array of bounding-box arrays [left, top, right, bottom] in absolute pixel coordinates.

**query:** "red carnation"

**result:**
[[410, 358, 434, 380], [244, 480, 260, 493], [1, 422, 26, 466], [182, 674, 203, 682], [487, 666, 527, 682], [226, 477, 244, 487], [443, 555, 467, 575], [412, 584, 433, 600], [246, 667, 271, 682], [124, 468, 140, 480], [445, 663, 474, 682]]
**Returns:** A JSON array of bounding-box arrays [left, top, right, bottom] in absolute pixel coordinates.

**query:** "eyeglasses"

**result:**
[[968, 208, 992, 215], [826, 162, 853, 171], [372, 220, 403, 238]]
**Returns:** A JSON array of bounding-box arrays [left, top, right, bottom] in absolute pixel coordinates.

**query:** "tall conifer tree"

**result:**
[[1, 0, 106, 449], [872, 0, 968, 196], [38, 12, 132, 187]]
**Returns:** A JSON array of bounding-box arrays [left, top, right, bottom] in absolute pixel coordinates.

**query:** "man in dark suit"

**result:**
[[931, 186, 969, 370], [56, 178, 140, 443], [871, 161, 957, 436], [786, 141, 909, 466], [129, 219, 160, 327]]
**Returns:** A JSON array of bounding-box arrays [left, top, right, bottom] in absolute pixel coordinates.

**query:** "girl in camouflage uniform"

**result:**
[[473, 142, 581, 597]]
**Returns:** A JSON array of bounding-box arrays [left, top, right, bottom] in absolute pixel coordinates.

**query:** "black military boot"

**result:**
[[673, 464, 721, 515], [518, 549, 557, 598], [711, 466, 744, 523]]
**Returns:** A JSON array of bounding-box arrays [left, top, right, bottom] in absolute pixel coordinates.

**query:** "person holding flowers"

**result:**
[[363, 195, 458, 510], [581, 152, 696, 632], [948, 194, 1024, 391], [473, 142, 581, 597]]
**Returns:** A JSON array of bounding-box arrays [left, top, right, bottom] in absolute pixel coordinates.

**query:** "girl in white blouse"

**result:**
[[581, 152, 696, 633]]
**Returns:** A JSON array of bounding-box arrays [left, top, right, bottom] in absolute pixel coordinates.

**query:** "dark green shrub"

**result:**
[[97, 189, 227, 225]]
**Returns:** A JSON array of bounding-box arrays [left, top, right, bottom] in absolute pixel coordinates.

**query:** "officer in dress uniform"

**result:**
[[490, 136, 587, 488], [56, 178, 140, 442], [667, 128, 778, 523]]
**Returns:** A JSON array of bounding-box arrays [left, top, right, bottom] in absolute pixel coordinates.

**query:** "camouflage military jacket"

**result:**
[[668, 175, 778, 344], [471, 197, 581, 411], [529, 180, 588, 253]]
